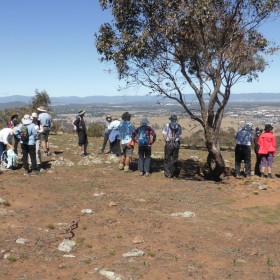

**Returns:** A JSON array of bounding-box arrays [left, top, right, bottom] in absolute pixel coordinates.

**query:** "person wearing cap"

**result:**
[[73, 110, 88, 157], [234, 123, 254, 178], [14, 115, 39, 175], [253, 127, 263, 176], [257, 124, 277, 179], [99, 114, 113, 154], [37, 106, 52, 156], [32, 112, 42, 167], [118, 112, 135, 172], [132, 117, 156, 176], [162, 114, 182, 178]]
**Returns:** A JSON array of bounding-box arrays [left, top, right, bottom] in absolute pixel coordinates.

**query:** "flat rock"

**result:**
[[171, 211, 195, 218], [99, 269, 123, 280], [58, 239, 76, 252], [123, 248, 145, 257]]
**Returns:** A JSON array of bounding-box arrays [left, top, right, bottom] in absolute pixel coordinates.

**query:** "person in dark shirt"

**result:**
[[132, 118, 156, 176], [73, 110, 88, 157]]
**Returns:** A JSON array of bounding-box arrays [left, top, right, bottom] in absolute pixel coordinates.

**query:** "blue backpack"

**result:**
[[138, 126, 147, 146]]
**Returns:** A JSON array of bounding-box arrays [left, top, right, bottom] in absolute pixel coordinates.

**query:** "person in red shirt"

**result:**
[[257, 124, 276, 178]]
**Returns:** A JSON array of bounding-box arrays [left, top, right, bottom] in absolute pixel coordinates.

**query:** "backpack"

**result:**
[[138, 126, 147, 146], [1, 150, 17, 169], [20, 125, 29, 142]]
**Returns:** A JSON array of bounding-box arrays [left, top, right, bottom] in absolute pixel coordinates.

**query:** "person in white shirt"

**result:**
[[0, 127, 14, 160]]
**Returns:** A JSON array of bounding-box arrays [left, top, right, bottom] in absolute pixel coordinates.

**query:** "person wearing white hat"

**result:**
[[37, 106, 52, 156], [14, 115, 39, 175]]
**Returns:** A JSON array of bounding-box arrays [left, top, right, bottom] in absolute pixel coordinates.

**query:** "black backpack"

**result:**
[[20, 125, 29, 142]]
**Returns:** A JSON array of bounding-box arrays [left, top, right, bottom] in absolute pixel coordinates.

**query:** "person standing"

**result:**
[[118, 112, 135, 172], [16, 115, 39, 175], [32, 112, 42, 167], [99, 114, 113, 154], [132, 117, 156, 176], [253, 127, 262, 176], [7, 114, 20, 154], [37, 106, 52, 156], [0, 127, 14, 160], [234, 123, 254, 178], [73, 110, 88, 157], [258, 124, 277, 179], [108, 116, 121, 157], [162, 114, 182, 178]]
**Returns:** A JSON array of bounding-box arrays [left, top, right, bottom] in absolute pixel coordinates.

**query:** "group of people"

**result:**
[[73, 111, 182, 178], [0, 106, 52, 175], [235, 123, 276, 179]]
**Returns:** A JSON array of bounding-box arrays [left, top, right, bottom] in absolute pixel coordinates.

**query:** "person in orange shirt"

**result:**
[[258, 124, 277, 179]]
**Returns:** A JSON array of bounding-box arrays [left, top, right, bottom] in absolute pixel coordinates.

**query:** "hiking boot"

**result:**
[[45, 151, 51, 156], [139, 172, 144, 176], [81, 153, 87, 157], [119, 163, 124, 170], [98, 150, 104, 154], [260, 172, 265, 178], [145, 172, 150, 177], [268, 173, 273, 179], [30, 170, 40, 176], [23, 170, 29, 175]]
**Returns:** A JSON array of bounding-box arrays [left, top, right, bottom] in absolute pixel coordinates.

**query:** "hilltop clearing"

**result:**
[[1, 133, 280, 279]]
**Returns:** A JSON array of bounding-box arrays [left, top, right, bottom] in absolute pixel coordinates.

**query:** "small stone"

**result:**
[[16, 238, 28, 245], [258, 185, 267, 190], [99, 269, 123, 280], [109, 201, 117, 207], [63, 254, 76, 258], [171, 211, 195, 218], [81, 209, 94, 214], [58, 239, 76, 252], [93, 192, 105, 197], [3, 253, 10, 259], [0, 198, 7, 204], [123, 248, 145, 257], [131, 236, 144, 244]]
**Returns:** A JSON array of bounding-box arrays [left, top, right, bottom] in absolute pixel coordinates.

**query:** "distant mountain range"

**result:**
[[0, 93, 280, 110]]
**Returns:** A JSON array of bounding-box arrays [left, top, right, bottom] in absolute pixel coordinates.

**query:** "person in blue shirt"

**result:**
[[235, 123, 254, 178], [15, 115, 39, 175], [118, 112, 135, 172]]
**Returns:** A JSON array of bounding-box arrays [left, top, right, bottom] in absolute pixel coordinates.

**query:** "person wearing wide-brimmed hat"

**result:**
[[162, 114, 182, 178], [257, 124, 277, 179], [118, 112, 135, 172], [37, 106, 52, 156], [132, 117, 156, 177], [73, 110, 88, 157], [13, 114, 39, 175], [99, 114, 113, 154]]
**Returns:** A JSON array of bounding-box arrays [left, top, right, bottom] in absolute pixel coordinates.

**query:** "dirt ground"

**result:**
[[1, 133, 280, 280]]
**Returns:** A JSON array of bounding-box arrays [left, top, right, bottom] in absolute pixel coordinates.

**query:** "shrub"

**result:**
[[87, 123, 104, 137]]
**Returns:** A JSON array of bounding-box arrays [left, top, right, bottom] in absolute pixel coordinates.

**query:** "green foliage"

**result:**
[[96, 0, 280, 180], [87, 123, 104, 137], [31, 89, 52, 112]]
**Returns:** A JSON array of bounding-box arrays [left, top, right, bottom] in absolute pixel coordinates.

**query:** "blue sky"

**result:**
[[0, 0, 279, 97]]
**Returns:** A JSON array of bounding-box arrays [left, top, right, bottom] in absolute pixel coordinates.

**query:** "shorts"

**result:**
[[121, 143, 134, 157], [260, 152, 274, 168], [40, 127, 51, 141], [78, 130, 88, 146]]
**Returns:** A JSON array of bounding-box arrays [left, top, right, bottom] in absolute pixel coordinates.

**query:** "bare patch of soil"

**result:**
[[1, 133, 280, 280]]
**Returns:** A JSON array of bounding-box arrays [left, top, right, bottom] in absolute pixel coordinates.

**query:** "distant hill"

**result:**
[[1, 93, 280, 109]]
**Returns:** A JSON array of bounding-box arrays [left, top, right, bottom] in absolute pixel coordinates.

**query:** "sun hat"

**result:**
[[21, 114, 33, 125], [11, 113, 19, 120], [140, 117, 149, 126], [169, 114, 177, 121], [37, 106, 47, 112], [78, 110, 86, 116], [106, 114, 112, 119], [264, 124, 273, 132], [31, 112, 38, 118]]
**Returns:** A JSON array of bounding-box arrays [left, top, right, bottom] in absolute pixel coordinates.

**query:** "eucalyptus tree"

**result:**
[[95, 0, 280, 180]]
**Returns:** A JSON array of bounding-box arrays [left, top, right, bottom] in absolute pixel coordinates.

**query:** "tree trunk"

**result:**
[[204, 127, 226, 181]]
